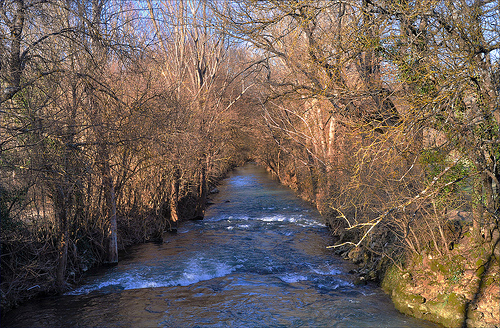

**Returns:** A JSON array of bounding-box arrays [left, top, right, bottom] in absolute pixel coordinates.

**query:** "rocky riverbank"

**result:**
[[330, 226, 499, 328], [382, 233, 499, 328]]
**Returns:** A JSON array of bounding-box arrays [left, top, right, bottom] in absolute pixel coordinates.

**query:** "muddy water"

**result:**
[[2, 164, 441, 327]]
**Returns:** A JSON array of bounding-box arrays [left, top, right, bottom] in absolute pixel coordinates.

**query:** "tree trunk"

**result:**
[[56, 185, 69, 290], [472, 174, 488, 241], [169, 167, 180, 228], [1, 0, 24, 103], [100, 145, 118, 263], [194, 157, 207, 220], [106, 177, 118, 263], [55, 122, 76, 290]]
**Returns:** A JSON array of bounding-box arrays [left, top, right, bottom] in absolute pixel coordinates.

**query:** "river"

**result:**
[[2, 163, 441, 327]]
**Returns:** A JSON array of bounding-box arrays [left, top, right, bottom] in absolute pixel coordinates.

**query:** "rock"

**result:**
[[347, 247, 364, 264], [423, 292, 466, 328], [383, 264, 475, 328], [354, 276, 367, 286]]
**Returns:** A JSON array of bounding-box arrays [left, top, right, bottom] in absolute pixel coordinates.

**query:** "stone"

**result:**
[[347, 247, 364, 264]]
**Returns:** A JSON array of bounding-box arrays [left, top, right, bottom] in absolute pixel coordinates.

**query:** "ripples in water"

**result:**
[[2, 164, 442, 328]]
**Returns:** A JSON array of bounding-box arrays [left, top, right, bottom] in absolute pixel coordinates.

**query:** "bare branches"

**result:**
[[327, 157, 470, 249]]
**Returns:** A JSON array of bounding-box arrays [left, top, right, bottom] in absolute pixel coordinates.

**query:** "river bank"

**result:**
[[1, 164, 442, 327], [261, 163, 499, 328], [0, 161, 242, 314], [3, 162, 498, 327], [328, 228, 499, 328]]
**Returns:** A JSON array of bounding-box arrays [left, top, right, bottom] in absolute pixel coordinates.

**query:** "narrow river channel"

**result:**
[[3, 164, 441, 328]]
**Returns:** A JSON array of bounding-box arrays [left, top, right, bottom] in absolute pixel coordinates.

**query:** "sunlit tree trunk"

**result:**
[[1, 0, 23, 103], [169, 167, 180, 226]]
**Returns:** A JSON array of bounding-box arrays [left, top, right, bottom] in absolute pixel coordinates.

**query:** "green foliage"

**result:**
[[420, 150, 473, 190], [446, 256, 465, 284]]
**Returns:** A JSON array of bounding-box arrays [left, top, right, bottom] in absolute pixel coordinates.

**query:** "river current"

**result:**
[[2, 164, 441, 327]]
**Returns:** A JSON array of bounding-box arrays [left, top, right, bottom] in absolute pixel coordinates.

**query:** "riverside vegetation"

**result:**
[[1, 1, 499, 327]]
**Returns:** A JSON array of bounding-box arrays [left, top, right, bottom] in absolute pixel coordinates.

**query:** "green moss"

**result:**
[[439, 262, 452, 275], [424, 293, 466, 328], [381, 264, 401, 293], [383, 263, 471, 328], [485, 276, 495, 287], [475, 258, 484, 267], [429, 259, 441, 272], [392, 292, 426, 316], [441, 256, 465, 284], [448, 270, 463, 284], [475, 265, 485, 278], [447, 293, 466, 314]]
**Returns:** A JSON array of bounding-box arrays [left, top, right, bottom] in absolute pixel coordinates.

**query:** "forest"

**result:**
[[1, 1, 499, 326]]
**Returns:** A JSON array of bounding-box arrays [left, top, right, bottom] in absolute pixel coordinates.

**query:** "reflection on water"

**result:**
[[2, 164, 441, 328]]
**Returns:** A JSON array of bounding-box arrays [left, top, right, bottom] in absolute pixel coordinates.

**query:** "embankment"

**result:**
[[326, 215, 500, 328]]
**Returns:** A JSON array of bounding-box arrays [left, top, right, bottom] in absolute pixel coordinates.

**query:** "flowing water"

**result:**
[[2, 164, 441, 328]]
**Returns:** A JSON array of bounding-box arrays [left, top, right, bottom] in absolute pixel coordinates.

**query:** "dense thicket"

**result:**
[[0, 0, 257, 310]]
